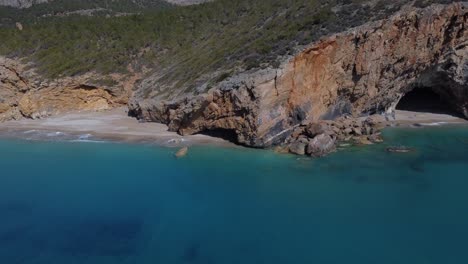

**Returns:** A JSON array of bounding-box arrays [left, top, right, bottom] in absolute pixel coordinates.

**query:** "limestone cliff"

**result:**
[[0, 57, 28, 121], [129, 2, 468, 148], [0, 57, 138, 121]]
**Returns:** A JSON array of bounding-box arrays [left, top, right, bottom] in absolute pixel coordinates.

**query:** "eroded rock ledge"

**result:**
[[130, 2, 468, 155]]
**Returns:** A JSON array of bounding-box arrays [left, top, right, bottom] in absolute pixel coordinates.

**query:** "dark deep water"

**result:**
[[0, 126, 467, 264]]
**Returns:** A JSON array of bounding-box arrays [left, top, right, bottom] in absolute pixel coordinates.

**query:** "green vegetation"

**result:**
[[0, 0, 455, 92], [0, 0, 172, 25]]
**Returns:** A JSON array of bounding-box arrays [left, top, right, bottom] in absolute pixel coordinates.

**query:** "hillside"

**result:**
[[0, 1, 454, 84], [0, 0, 173, 28]]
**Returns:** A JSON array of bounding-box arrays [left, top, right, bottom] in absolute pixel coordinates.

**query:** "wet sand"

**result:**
[[0, 108, 236, 147]]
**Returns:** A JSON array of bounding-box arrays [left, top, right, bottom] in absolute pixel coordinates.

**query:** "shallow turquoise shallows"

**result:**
[[0, 126, 468, 264]]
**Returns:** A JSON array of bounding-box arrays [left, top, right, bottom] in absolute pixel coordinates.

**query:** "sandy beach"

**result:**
[[0, 108, 236, 147], [387, 110, 468, 126], [0, 108, 466, 146]]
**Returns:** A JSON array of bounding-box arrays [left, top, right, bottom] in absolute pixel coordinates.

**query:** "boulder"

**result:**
[[352, 127, 363, 136], [0, 103, 10, 114], [344, 128, 353, 135], [306, 134, 336, 157], [305, 122, 327, 138], [386, 146, 414, 153], [355, 136, 373, 145], [368, 133, 384, 143], [274, 145, 290, 154], [289, 141, 307, 155]]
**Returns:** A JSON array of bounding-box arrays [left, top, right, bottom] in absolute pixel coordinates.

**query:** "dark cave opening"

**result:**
[[396, 86, 461, 117], [196, 129, 240, 144]]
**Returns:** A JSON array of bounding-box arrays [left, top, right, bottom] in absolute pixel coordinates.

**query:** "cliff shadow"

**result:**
[[196, 129, 240, 145]]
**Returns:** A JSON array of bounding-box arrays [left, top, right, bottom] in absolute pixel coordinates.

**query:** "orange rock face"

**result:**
[[18, 85, 114, 119], [0, 57, 29, 121], [131, 2, 467, 147], [280, 2, 467, 120], [0, 56, 141, 121]]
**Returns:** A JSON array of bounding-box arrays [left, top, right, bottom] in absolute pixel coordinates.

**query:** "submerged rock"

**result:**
[[386, 146, 415, 153], [355, 136, 374, 145], [175, 147, 189, 158]]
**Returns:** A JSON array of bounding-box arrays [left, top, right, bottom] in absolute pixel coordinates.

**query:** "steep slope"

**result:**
[[1, 56, 141, 121], [129, 2, 468, 150], [0, 0, 172, 27], [1, 1, 456, 82], [0, 0, 49, 8]]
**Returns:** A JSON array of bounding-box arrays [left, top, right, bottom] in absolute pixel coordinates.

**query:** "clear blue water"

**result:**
[[0, 126, 467, 264]]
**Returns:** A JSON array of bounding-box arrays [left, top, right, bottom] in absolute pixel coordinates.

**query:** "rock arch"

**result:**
[[394, 67, 468, 118]]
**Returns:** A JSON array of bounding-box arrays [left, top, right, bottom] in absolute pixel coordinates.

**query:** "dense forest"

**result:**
[[0, 0, 455, 88]]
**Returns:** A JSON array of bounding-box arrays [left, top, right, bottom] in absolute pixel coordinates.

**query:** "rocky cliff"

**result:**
[[129, 2, 468, 150], [0, 57, 139, 122]]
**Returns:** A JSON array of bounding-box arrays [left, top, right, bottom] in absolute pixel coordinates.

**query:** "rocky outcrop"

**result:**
[[0, 57, 29, 121], [284, 116, 385, 156], [164, 0, 211, 5], [1, 56, 137, 121], [130, 2, 468, 154], [0, 0, 49, 8], [18, 84, 114, 119]]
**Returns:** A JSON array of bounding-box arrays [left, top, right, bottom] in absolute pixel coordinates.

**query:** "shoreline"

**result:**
[[385, 110, 468, 127], [0, 108, 467, 148], [0, 108, 238, 148]]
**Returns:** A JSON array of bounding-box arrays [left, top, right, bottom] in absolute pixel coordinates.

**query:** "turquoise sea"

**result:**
[[0, 126, 467, 264]]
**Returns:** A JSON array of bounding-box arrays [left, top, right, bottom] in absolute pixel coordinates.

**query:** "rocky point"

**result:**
[[129, 2, 468, 156]]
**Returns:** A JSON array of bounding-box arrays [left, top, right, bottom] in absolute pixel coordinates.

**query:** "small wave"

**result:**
[[70, 139, 106, 143], [23, 130, 37, 134], [78, 134, 93, 140], [71, 134, 106, 143], [46, 131, 65, 137], [167, 138, 185, 144], [416, 122, 453, 127]]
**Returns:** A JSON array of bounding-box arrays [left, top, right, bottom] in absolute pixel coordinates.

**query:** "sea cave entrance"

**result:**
[[196, 128, 240, 144], [395, 86, 462, 117]]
